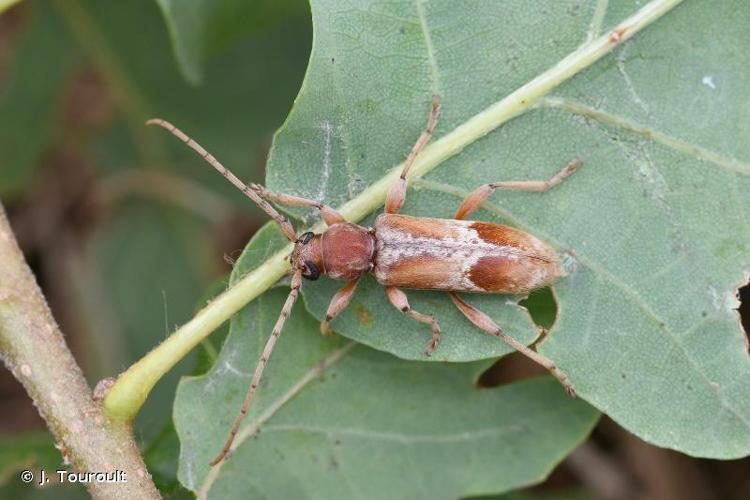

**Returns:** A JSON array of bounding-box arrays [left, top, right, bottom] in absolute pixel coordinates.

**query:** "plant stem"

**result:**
[[103, 0, 685, 422], [0, 204, 159, 499], [0, 0, 22, 15]]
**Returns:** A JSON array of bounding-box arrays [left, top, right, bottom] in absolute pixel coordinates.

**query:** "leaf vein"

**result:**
[[587, 0, 609, 41], [728, 173, 750, 242], [580, 275, 602, 349], [541, 97, 750, 175], [260, 423, 525, 444], [415, 0, 441, 95]]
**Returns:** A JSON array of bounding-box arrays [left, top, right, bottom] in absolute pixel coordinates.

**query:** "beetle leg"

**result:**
[[320, 279, 360, 336], [250, 183, 345, 226], [454, 158, 581, 220], [385, 95, 441, 214], [448, 292, 576, 397], [385, 286, 441, 356]]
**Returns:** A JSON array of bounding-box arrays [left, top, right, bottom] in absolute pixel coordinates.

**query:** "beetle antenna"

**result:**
[[147, 118, 297, 242], [209, 269, 303, 466]]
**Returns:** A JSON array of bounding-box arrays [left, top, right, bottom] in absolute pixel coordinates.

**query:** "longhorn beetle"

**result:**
[[148, 95, 580, 466]]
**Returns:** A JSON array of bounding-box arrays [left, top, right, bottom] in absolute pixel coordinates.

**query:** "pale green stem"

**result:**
[[0, 0, 22, 14], [103, 0, 685, 421]]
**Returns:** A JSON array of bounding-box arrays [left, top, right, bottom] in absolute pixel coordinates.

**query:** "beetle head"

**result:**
[[291, 231, 324, 280]]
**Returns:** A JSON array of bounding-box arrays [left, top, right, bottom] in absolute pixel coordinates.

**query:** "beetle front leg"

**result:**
[[250, 183, 346, 226], [385, 286, 441, 356], [448, 292, 576, 396], [454, 158, 581, 220], [320, 279, 360, 336], [385, 96, 441, 214]]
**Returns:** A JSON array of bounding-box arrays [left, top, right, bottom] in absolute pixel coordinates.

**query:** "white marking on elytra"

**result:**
[[701, 75, 716, 90], [528, 267, 549, 291], [374, 218, 542, 291]]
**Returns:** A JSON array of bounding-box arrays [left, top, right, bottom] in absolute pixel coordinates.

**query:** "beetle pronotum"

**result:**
[[148, 95, 580, 466]]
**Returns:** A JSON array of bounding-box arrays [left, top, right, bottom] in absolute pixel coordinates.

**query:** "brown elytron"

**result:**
[[373, 214, 562, 293], [147, 96, 580, 466]]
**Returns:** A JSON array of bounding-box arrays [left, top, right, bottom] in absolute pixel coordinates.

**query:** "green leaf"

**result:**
[[0, 432, 60, 486], [153, 0, 308, 85], [142, 422, 193, 498], [0, 432, 87, 499], [264, 0, 750, 458], [174, 224, 598, 498]]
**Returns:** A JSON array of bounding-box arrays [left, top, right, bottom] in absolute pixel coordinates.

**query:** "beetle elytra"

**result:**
[[147, 95, 580, 465]]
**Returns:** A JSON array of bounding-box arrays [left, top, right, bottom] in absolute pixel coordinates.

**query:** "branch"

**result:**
[[103, 0, 685, 422], [0, 204, 159, 499]]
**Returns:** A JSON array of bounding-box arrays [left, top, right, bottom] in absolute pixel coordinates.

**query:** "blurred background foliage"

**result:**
[[0, 0, 748, 499], [1, 0, 309, 496]]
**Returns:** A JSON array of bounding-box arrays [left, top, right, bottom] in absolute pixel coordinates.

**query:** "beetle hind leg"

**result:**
[[453, 158, 581, 220], [448, 292, 576, 396], [385, 286, 441, 356]]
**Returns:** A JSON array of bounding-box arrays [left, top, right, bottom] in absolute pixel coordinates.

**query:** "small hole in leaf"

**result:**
[[738, 281, 749, 337], [519, 286, 558, 330]]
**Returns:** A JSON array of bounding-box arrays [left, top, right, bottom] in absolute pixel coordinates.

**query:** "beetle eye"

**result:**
[[298, 232, 314, 245], [303, 260, 320, 280]]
